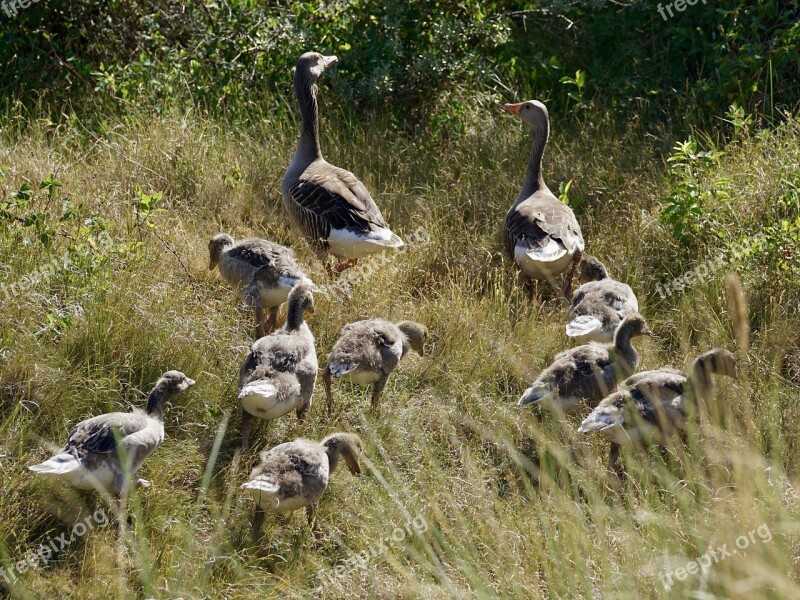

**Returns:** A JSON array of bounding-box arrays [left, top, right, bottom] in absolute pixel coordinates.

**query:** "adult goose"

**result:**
[[281, 52, 403, 274], [503, 100, 584, 300], [566, 255, 639, 344], [518, 313, 651, 413], [237, 282, 318, 451], [29, 371, 195, 496], [209, 233, 314, 337], [578, 348, 737, 472], [242, 432, 362, 539], [322, 319, 427, 414]]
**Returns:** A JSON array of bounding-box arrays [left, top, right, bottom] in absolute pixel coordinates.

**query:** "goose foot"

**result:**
[[334, 259, 358, 273]]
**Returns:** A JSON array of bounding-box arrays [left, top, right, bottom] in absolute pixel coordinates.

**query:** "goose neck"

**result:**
[[294, 72, 322, 161], [145, 386, 168, 420], [518, 125, 548, 200]]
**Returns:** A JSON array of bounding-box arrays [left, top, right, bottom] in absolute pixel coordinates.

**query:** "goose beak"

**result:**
[[504, 103, 522, 116], [323, 55, 338, 69]]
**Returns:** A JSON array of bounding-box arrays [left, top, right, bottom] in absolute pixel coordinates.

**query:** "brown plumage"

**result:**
[[322, 319, 427, 413], [241, 432, 363, 539]]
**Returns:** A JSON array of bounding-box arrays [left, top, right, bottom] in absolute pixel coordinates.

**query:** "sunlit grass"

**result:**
[[0, 105, 798, 598]]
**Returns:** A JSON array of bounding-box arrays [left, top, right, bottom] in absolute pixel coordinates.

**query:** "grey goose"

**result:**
[[503, 100, 585, 300], [281, 52, 403, 274], [566, 255, 639, 344], [322, 319, 427, 414], [29, 371, 195, 495], [518, 313, 651, 413], [209, 233, 314, 337], [578, 348, 737, 472], [242, 432, 362, 539], [237, 282, 318, 450]]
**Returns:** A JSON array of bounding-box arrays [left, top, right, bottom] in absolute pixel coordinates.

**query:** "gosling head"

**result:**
[[296, 51, 338, 82], [397, 321, 428, 356], [580, 255, 609, 282], [288, 281, 317, 315], [147, 370, 195, 417], [504, 99, 549, 133], [696, 348, 738, 379], [614, 312, 652, 342], [322, 432, 363, 475], [156, 370, 196, 395], [208, 233, 235, 271]]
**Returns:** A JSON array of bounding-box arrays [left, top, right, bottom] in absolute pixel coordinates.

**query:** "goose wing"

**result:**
[[504, 191, 584, 257], [64, 412, 150, 458], [286, 161, 389, 240]]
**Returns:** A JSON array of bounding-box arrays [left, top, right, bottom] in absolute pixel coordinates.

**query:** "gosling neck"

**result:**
[[145, 384, 169, 420], [285, 300, 308, 332]]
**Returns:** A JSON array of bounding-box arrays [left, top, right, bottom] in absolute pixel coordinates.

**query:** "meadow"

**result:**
[[1, 2, 800, 596], [0, 94, 798, 598]]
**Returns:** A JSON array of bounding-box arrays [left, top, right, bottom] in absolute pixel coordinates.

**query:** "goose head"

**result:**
[[613, 312, 652, 344], [156, 370, 196, 394], [288, 281, 317, 315], [146, 370, 195, 417], [580, 255, 610, 282], [398, 321, 428, 356], [208, 233, 235, 270], [322, 432, 363, 475], [504, 100, 549, 132], [296, 52, 338, 82]]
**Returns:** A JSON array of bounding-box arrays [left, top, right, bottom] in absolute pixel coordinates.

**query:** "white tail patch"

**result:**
[[242, 476, 280, 494], [29, 452, 81, 475], [567, 315, 603, 338], [578, 409, 623, 433]]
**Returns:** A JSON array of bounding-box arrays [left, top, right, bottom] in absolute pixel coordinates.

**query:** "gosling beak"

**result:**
[[350, 463, 361, 475], [323, 55, 338, 69], [307, 304, 315, 314], [504, 102, 522, 116], [643, 326, 654, 336]]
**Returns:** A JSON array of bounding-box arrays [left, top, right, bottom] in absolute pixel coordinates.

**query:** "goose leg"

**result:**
[[608, 442, 625, 486], [371, 374, 390, 411], [255, 307, 266, 338], [323, 367, 334, 417], [264, 307, 279, 335], [252, 507, 266, 542], [560, 250, 582, 303], [241, 409, 254, 451]]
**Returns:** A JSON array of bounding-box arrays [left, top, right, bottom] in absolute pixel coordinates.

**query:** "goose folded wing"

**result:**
[[226, 240, 285, 270], [507, 196, 583, 252], [65, 414, 149, 457], [289, 164, 388, 232]]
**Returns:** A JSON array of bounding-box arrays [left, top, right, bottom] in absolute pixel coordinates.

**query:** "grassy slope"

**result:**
[[0, 104, 799, 599]]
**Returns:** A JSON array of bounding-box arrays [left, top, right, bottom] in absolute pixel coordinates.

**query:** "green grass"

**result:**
[[0, 104, 799, 599]]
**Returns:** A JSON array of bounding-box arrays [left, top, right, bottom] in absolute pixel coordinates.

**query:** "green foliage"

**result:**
[[1, 1, 798, 129], [659, 136, 729, 246]]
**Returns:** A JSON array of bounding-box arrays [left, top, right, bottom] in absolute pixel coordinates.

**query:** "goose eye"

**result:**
[[524, 103, 532, 110]]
